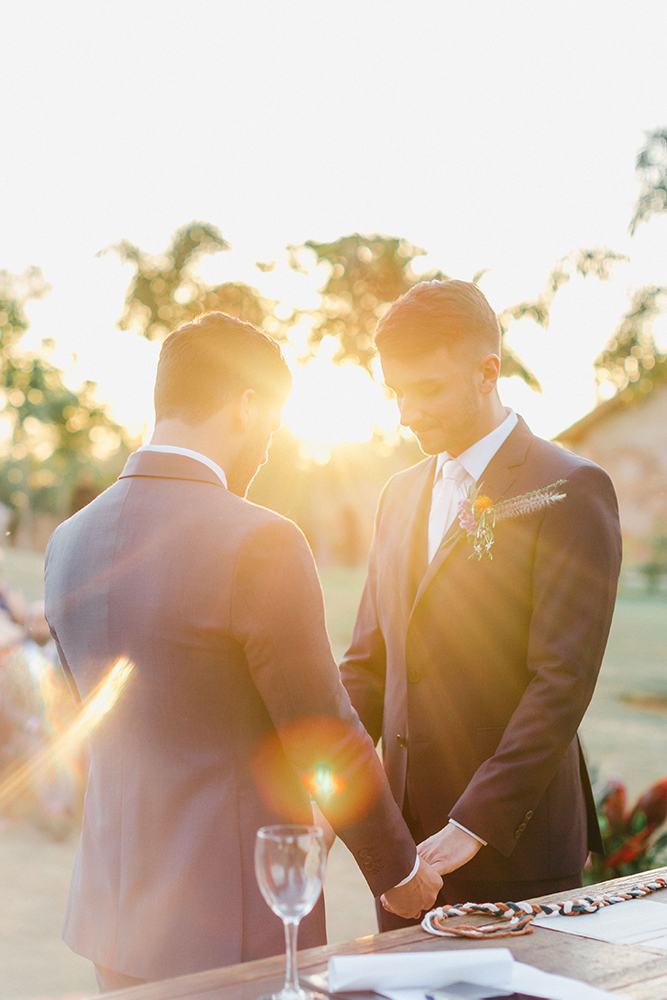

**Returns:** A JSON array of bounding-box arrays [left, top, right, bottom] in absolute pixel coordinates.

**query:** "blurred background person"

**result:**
[[0, 601, 82, 838]]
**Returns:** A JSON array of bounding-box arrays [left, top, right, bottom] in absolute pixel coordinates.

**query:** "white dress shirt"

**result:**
[[136, 445, 228, 488], [427, 409, 518, 563], [426, 409, 518, 847]]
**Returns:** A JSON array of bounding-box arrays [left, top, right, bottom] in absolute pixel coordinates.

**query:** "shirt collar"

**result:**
[[435, 409, 518, 483], [136, 445, 228, 488]]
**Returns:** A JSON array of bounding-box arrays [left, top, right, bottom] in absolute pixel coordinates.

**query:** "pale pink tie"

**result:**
[[427, 458, 468, 563]]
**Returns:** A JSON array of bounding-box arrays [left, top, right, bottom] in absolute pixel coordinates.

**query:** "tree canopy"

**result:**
[[293, 236, 625, 391], [114, 224, 629, 404], [297, 234, 447, 370], [106, 222, 271, 340], [595, 284, 667, 399], [630, 128, 667, 235], [594, 127, 667, 398], [0, 268, 130, 525]]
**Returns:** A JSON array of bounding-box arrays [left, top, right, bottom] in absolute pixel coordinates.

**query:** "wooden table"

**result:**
[[109, 868, 667, 1000]]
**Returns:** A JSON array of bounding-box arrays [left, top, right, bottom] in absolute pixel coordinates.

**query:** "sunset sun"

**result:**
[[281, 336, 400, 462]]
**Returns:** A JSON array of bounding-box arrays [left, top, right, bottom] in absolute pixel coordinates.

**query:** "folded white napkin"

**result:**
[[327, 950, 514, 994], [324, 950, 619, 1000]]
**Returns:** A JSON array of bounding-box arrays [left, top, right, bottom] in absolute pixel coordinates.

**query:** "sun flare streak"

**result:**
[[0, 657, 134, 810]]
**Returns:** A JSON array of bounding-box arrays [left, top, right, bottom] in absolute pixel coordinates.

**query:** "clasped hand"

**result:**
[[381, 855, 442, 919], [381, 823, 482, 919]]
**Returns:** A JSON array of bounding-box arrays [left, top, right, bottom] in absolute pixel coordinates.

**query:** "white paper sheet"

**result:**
[[509, 961, 623, 999], [534, 897, 667, 948]]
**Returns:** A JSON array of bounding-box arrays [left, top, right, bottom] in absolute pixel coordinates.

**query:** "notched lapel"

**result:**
[[476, 416, 533, 505]]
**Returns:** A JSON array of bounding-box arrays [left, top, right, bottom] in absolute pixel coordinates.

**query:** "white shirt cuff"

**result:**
[[392, 852, 420, 888], [448, 818, 487, 846]]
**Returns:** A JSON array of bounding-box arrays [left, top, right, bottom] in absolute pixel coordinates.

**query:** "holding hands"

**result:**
[[380, 823, 481, 919]]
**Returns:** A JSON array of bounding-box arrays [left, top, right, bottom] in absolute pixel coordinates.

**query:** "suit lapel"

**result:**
[[410, 417, 534, 612], [476, 415, 533, 504], [397, 458, 437, 620]]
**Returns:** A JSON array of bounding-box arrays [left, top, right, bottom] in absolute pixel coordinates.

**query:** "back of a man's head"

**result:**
[[154, 311, 292, 424], [374, 279, 501, 362]]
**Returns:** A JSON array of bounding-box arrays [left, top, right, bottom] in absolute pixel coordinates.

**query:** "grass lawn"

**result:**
[[579, 591, 667, 801]]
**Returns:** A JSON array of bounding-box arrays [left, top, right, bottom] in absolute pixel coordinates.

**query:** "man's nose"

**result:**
[[398, 397, 422, 427]]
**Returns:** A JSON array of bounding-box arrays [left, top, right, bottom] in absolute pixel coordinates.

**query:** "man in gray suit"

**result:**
[[45, 312, 441, 991]]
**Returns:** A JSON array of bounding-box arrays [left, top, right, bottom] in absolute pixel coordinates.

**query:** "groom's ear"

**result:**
[[232, 388, 258, 433], [478, 354, 501, 394]]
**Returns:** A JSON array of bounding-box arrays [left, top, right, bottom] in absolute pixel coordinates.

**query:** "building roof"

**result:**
[[556, 356, 667, 445]]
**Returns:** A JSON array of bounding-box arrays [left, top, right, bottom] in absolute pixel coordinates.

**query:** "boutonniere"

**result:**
[[453, 479, 568, 561]]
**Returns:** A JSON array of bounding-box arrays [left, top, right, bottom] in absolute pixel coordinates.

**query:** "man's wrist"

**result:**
[[391, 852, 420, 888]]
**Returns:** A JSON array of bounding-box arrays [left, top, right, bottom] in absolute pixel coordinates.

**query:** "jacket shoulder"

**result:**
[[234, 497, 308, 547], [526, 434, 612, 483]]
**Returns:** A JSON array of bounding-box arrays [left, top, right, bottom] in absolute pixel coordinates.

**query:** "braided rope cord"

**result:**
[[421, 877, 667, 939]]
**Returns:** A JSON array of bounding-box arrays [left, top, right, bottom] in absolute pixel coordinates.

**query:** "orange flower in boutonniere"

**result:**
[[454, 480, 568, 561], [474, 494, 494, 515]]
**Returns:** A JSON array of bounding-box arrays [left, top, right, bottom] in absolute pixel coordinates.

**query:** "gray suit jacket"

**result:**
[[342, 418, 621, 883], [45, 451, 416, 980]]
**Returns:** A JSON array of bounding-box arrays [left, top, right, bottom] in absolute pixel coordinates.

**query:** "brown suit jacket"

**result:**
[[45, 450, 416, 980], [341, 417, 621, 883]]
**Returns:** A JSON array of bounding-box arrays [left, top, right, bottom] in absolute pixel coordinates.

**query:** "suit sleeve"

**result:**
[[230, 515, 415, 895], [339, 508, 388, 745], [449, 463, 622, 856], [44, 530, 83, 707]]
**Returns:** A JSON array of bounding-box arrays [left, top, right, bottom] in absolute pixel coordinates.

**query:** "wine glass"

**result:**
[[255, 824, 327, 1000]]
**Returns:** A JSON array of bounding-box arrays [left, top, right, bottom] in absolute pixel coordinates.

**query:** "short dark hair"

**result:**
[[374, 280, 501, 361], [154, 311, 292, 424]]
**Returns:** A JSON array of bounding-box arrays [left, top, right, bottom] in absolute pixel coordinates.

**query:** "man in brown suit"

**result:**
[[45, 312, 441, 989], [341, 280, 622, 929]]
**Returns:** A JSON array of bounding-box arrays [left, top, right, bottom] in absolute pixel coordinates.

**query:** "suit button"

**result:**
[[525, 811, 533, 820], [514, 829, 522, 839], [407, 669, 422, 684], [396, 735, 408, 748]]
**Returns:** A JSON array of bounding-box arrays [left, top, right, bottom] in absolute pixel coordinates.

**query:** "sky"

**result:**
[[2, 0, 667, 446]]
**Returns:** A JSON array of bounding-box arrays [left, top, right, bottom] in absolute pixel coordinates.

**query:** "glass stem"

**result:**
[[283, 918, 301, 995]]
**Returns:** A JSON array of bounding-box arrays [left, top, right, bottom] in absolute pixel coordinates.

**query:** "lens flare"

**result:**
[[0, 657, 134, 811], [252, 715, 382, 826], [305, 765, 345, 802]]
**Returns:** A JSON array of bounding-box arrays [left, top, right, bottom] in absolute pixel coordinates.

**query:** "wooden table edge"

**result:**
[[94, 866, 667, 1000]]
